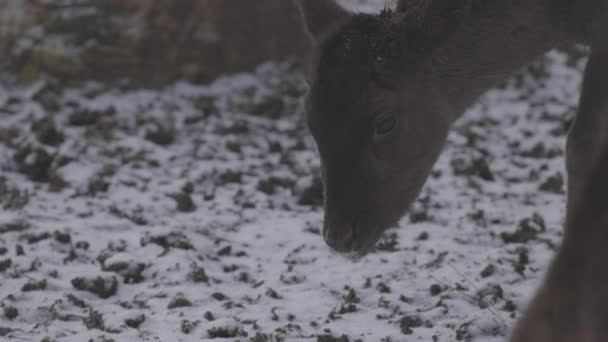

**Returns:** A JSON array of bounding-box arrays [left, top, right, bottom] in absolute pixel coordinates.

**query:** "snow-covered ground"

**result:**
[[0, 2, 589, 342]]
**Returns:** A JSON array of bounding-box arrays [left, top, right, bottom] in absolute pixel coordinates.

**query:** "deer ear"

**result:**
[[296, 0, 351, 40]]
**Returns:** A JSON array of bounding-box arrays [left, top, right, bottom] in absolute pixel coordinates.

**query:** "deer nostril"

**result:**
[[323, 224, 355, 253]]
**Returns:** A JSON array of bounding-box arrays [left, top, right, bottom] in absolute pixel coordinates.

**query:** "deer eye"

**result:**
[[374, 114, 397, 137]]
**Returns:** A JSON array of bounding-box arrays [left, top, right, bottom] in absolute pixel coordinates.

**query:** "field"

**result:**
[[0, 1, 588, 341]]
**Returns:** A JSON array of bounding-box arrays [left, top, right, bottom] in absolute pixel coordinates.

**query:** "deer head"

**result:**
[[297, 0, 463, 255]]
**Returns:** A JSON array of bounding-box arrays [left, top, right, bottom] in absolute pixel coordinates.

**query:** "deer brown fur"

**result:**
[[297, 0, 608, 339], [296, 0, 606, 251]]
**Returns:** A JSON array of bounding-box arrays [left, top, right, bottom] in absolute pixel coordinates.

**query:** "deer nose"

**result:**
[[323, 222, 355, 253]]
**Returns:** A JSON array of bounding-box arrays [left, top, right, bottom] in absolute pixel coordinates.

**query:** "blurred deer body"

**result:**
[[296, 0, 606, 253], [510, 30, 608, 342]]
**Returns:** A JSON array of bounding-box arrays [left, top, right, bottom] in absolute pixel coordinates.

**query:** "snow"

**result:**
[[0, 1, 589, 342]]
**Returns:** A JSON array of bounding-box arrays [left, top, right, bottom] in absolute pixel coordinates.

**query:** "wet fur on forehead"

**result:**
[[315, 9, 433, 76], [311, 1, 472, 94], [309, 10, 432, 119]]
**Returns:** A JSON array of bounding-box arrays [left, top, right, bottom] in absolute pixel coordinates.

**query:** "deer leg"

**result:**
[[565, 37, 608, 220], [511, 34, 608, 342]]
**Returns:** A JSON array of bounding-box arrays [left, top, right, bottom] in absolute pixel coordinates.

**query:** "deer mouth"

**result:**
[[323, 214, 390, 256]]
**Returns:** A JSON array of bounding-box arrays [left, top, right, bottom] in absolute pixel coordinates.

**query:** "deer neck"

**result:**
[[430, 0, 592, 121]]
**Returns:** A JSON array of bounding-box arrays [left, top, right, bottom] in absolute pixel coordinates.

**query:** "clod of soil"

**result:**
[[143, 232, 193, 251], [168, 294, 193, 309], [125, 314, 145, 329], [71, 276, 119, 299], [22, 279, 47, 292], [181, 320, 199, 334], [31, 117, 64, 146], [3, 307, 18, 320], [503, 300, 517, 312], [480, 264, 496, 278], [85, 309, 105, 330], [53, 230, 72, 244], [168, 192, 196, 212], [211, 292, 228, 301], [317, 335, 350, 342], [257, 177, 294, 195], [251, 95, 285, 119], [204, 311, 215, 321], [75, 240, 90, 250], [0, 178, 29, 210], [68, 108, 114, 126], [0, 258, 11, 272], [429, 284, 443, 296], [207, 326, 247, 338], [417, 232, 430, 241], [24, 231, 51, 244], [297, 177, 323, 207], [501, 214, 545, 244], [0, 327, 13, 336], [476, 284, 504, 309], [188, 264, 209, 283], [251, 333, 271, 342], [265, 288, 282, 299], [13, 146, 55, 182], [145, 122, 175, 146], [520, 142, 562, 159], [400, 315, 423, 335], [218, 170, 243, 185], [539, 172, 564, 193], [450, 157, 495, 181], [103, 261, 146, 283]]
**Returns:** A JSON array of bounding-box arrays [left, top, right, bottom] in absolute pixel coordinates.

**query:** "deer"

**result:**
[[509, 30, 608, 342], [295, 0, 606, 253], [296, 0, 608, 340]]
